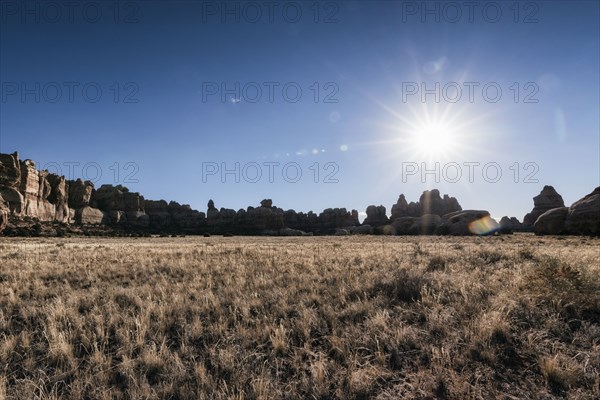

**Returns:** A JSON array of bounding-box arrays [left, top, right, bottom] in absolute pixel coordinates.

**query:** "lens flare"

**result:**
[[468, 216, 500, 235]]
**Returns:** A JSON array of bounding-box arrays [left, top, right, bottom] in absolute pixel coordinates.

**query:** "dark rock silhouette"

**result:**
[[565, 187, 600, 235], [410, 214, 442, 235], [390, 190, 461, 220], [390, 194, 413, 219], [526, 186, 600, 235], [351, 225, 373, 235], [260, 199, 273, 208], [436, 210, 496, 236], [144, 200, 171, 227], [279, 227, 304, 236], [499, 216, 524, 234], [363, 205, 388, 227], [94, 184, 144, 212], [534, 187, 600, 235], [168, 202, 203, 230], [283, 208, 359, 234], [534, 207, 569, 235], [523, 186, 564, 228], [1, 151, 597, 236], [391, 217, 419, 235]]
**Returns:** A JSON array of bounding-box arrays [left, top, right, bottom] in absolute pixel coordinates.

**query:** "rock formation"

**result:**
[[499, 216, 524, 234], [283, 207, 358, 234], [144, 200, 172, 228], [1, 151, 597, 236], [143, 199, 359, 236], [0, 153, 70, 223], [0, 152, 21, 187], [68, 179, 93, 209], [75, 206, 107, 225], [260, 199, 273, 208], [391, 217, 419, 235], [168, 202, 203, 231], [279, 227, 304, 236], [0, 195, 9, 231], [93, 185, 144, 212], [523, 186, 564, 227], [409, 214, 442, 235], [363, 205, 388, 226], [142, 200, 204, 232], [206, 199, 219, 221], [46, 174, 70, 223], [244, 202, 285, 232], [390, 189, 461, 220], [351, 225, 373, 235], [0, 186, 23, 215], [88, 185, 147, 227], [534, 207, 569, 235], [19, 159, 53, 220], [525, 186, 599, 236], [565, 187, 600, 235], [436, 210, 497, 236], [420, 190, 461, 217], [357, 190, 461, 235], [390, 194, 413, 219]]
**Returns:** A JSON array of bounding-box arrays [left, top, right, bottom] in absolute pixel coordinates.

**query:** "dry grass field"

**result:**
[[0, 235, 599, 399]]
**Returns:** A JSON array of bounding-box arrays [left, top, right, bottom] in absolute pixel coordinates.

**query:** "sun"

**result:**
[[362, 85, 491, 165], [407, 121, 457, 159], [414, 123, 452, 155], [364, 95, 480, 163]]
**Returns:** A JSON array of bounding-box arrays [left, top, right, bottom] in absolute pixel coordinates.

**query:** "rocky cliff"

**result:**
[[0, 152, 360, 236], [1, 151, 597, 236], [0, 153, 70, 223]]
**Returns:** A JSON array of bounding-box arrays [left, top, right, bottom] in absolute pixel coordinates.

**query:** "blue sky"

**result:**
[[1, 0, 598, 221]]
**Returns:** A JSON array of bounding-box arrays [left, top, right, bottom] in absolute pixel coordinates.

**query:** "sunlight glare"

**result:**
[[414, 124, 451, 154], [409, 121, 457, 159]]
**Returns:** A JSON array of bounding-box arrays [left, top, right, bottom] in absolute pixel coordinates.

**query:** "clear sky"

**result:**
[[1, 0, 598, 221]]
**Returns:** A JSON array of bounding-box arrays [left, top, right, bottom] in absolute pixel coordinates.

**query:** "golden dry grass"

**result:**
[[0, 234, 599, 399]]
